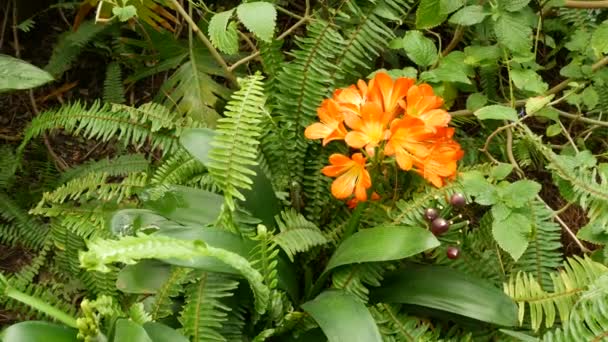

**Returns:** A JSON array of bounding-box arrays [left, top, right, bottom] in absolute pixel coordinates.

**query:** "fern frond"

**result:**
[[513, 200, 562, 291], [35, 171, 147, 208], [302, 145, 332, 222], [150, 267, 192, 320], [8, 239, 52, 288], [151, 149, 206, 186], [504, 256, 608, 331], [219, 304, 246, 341], [0, 146, 17, 188], [541, 294, 608, 341], [250, 225, 280, 292], [179, 272, 239, 342], [273, 209, 327, 261], [332, 263, 385, 302], [59, 154, 149, 184], [79, 268, 118, 297], [0, 192, 49, 249], [19, 101, 184, 156], [207, 74, 267, 211], [103, 62, 125, 104], [371, 303, 434, 342], [274, 20, 344, 186], [31, 203, 114, 239], [45, 20, 109, 77]]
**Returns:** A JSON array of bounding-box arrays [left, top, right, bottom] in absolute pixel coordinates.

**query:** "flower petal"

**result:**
[[345, 131, 371, 149], [305, 123, 332, 140], [331, 171, 357, 199]]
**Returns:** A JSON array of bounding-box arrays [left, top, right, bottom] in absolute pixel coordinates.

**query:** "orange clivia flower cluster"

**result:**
[[305, 72, 464, 204]]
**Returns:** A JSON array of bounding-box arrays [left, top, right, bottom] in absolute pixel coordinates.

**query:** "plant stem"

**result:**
[[169, 0, 237, 87], [441, 25, 464, 57], [565, 0, 608, 8]]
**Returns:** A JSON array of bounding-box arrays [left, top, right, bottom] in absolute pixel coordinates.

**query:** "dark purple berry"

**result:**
[[446, 246, 461, 259], [450, 193, 466, 208], [431, 218, 450, 235], [424, 208, 439, 221]]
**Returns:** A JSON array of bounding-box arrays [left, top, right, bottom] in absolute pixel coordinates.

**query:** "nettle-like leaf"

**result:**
[[208, 10, 239, 55], [416, 0, 447, 29], [449, 5, 489, 26], [511, 68, 548, 95], [493, 10, 533, 53], [591, 21, 608, 56], [236, 1, 276, 42], [498, 0, 531, 12], [392, 30, 437, 67]]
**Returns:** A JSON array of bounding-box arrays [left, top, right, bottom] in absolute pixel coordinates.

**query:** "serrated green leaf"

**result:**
[[208, 10, 239, 55], [398, 31, 438, 66], [494, 11, 532, 53], [491, 163, 513, 181], [499, 180, 541, 207], [112, 5, 137, 22], [492, 212, 531, 261], [582, 86, 599, 109], [236, 2, 276, 42], [440, 0, 464, 14], [546, 123, 562, 137], [449, 6, 489, 26], [324, 226, 440, 275], [498, 0, 530, 12], [461, 171, 498, 205], [420, 51, 472, 84], [474, 105, 518, 121], [525, 95, 554, 115], [464, 45, 500, 65], [511, 68, 548, 94], [466, 93, 488, 111], [302, 290, 382, 342], [591, 21, 608, 56], [416, 0, 447, 29], [534, 107, 559, 121], [371, 265, 519, 326], [0, 54, 54, 91]]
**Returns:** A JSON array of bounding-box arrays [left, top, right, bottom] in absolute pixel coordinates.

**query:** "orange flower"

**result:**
[[413, 138, 464, 187], [368, 72, 415, 119], [404, 84, 451, 128], [304, 99, 347, 146], [344, 102, 392, 153], [347, 192, 380, 209], [322, 153, 371, 201], [332, 80, 369, 117], [384, 117, 439, 170]]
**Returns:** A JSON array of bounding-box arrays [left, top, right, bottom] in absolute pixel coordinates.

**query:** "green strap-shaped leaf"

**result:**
[[143, 322, 189, 342], [1, 321, 78, 342], [302, 290, 382, 342], [114, 319, 152, 342], [80, 234, 270, 314], [0, 54, 54, 92], [236, 2, 276, 42], [323, 226, 439, 275], [371, 265, 518, 326]]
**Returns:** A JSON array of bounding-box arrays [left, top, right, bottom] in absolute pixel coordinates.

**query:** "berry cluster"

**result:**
[[423, 192, 468, 260]]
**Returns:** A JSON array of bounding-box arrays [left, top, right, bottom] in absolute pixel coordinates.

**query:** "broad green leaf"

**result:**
[[461, 171, 498, 205], [115, 319, 152, 342], [466, 93, 488, 111], [110, 209, 169, 236], [490, 163, 513, 181], [511, 68, 548, 94], [591, 21, 608, 56], [324, 226, 439, 275], [302, 290, 382, 342], [494, 11, 532, 53], [464, 45, 500, 65], [416, 0, 447, 29], [143, 322, 189, 342], [474, 105, 518, 121], [440, 0, 464, 14], [208, 10, 239, 55], [499, 180, 541, 207], [1, 321, 78, 342], [565, 30, 591, 52], [117, 260, 172, 294], [398, 31, 438, 67], [534, 107, 559, 121], [546, 123, 562, 137], [371, 265, 518, 326], [236, 2, 276, 42], [499, 329, 539, 342], [112, 5, 137, 22], [525, 95, 554, 115], [0, 54, 54, 92], [492, 212, 531, 261], [420, 51, 472, 84], [582, 86, 599, 109], [498, 0, 530, 12], [180, 128, 216, 165], [449, 6, 488, 26], [144, 186, 223, 226]]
